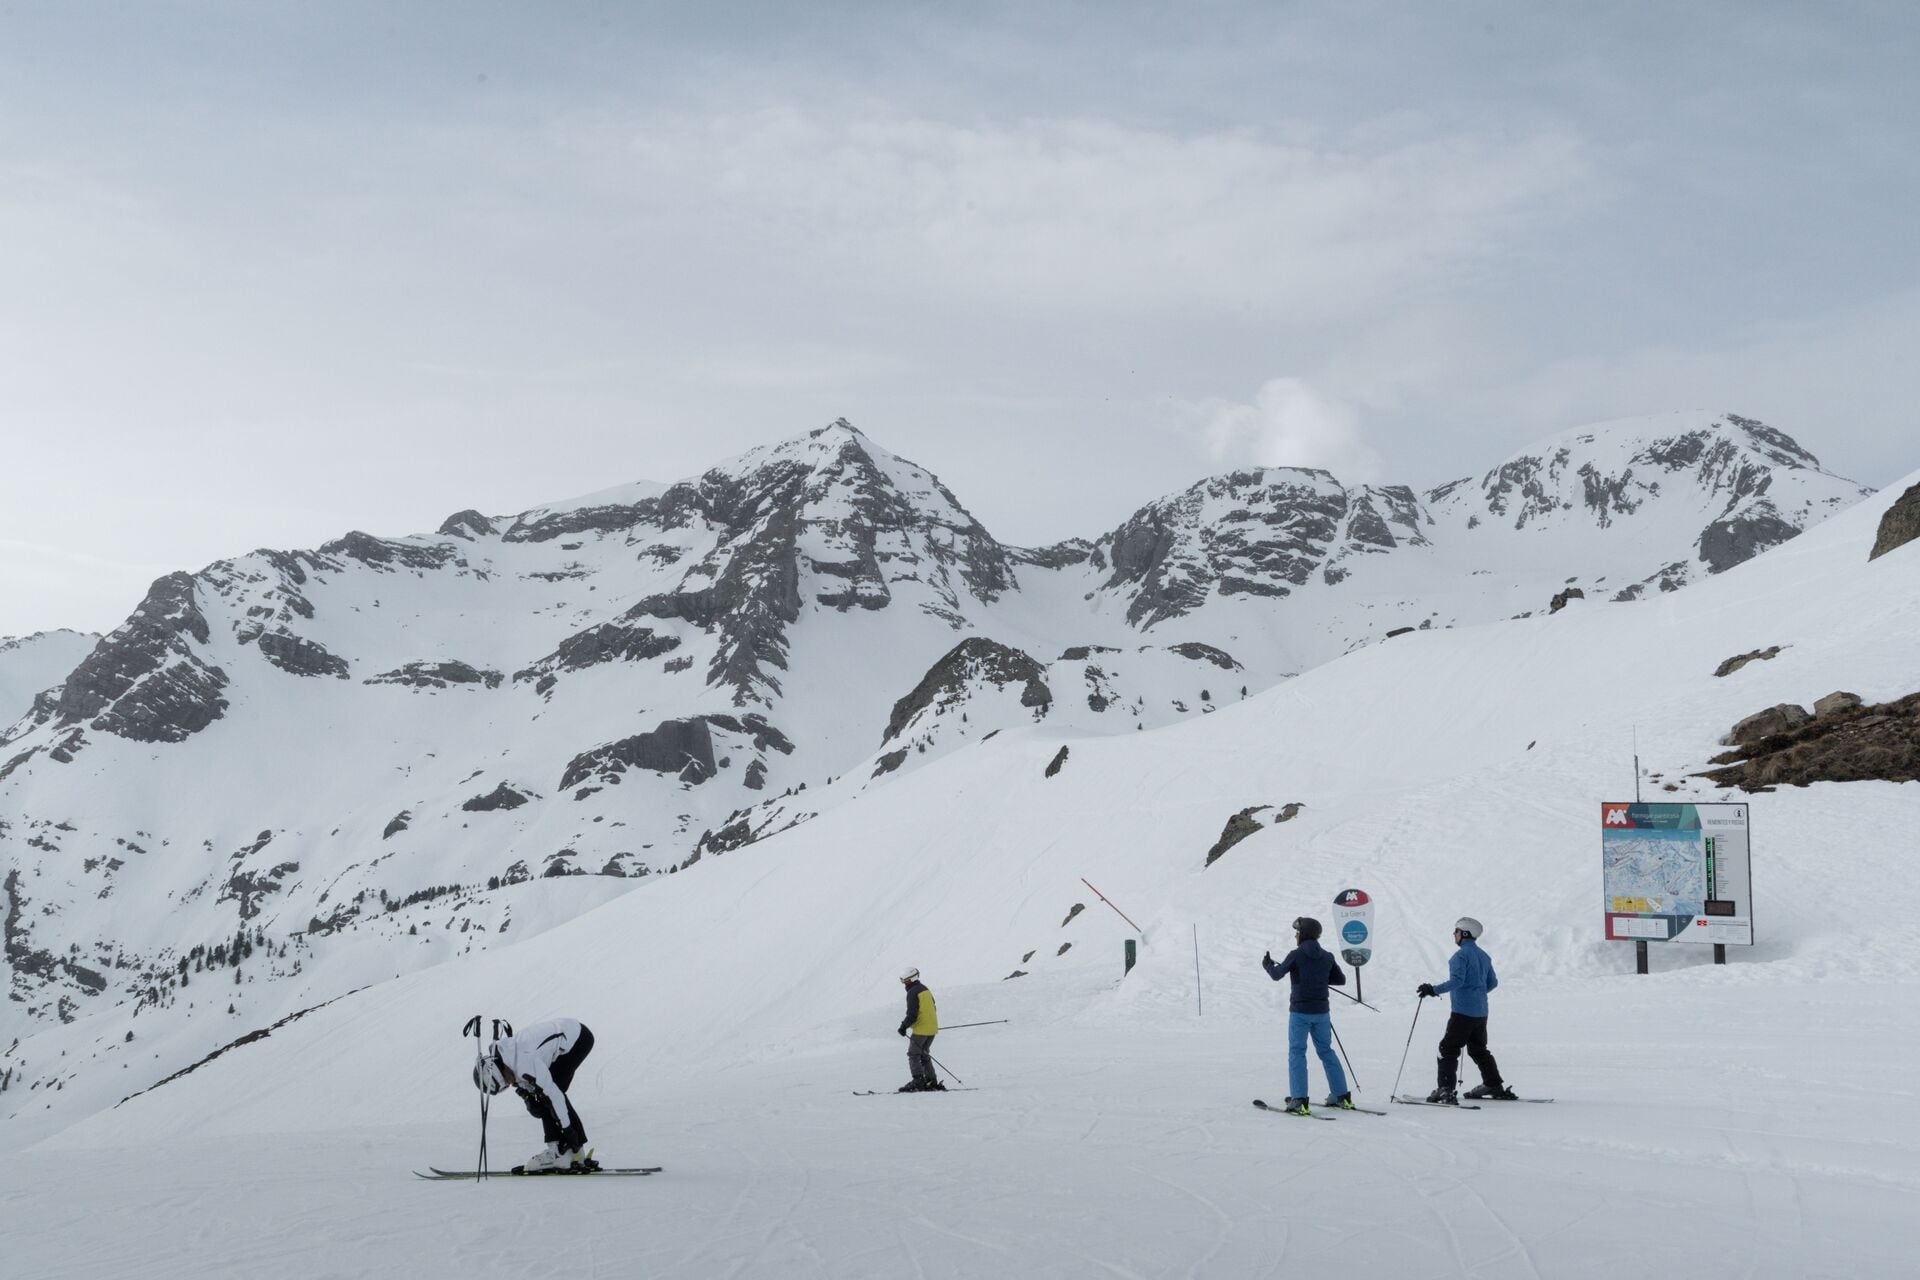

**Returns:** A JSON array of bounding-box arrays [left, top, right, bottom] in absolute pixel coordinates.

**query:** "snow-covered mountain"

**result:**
[[0, 412, 1874, 1138]]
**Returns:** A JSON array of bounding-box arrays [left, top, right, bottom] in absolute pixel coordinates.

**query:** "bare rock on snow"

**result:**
[[1204, 805, 1273, 867], [1720, 703, 1813, 747], [1869, 482, 1920, 561], [1700, 690, 1920, 790], [1714, 646, 1783, 677]]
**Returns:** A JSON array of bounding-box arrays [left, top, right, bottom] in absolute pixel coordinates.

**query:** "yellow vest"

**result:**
[[911, 987, 939, 1035]]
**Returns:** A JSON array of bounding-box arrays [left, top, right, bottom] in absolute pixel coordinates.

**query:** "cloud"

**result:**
[[1201, 378, 1383, 482], [562, 106, 1593, 317]]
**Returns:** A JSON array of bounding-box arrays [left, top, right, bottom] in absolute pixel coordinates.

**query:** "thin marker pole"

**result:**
[[1081, 878, 1143, 934], [1193, 924, 1202, 1016]]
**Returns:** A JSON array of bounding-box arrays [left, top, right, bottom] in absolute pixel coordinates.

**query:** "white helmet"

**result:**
[[900, 967, 920, 983], [472, 1049, 508, 1095], [1454, 917, 1483, 940]]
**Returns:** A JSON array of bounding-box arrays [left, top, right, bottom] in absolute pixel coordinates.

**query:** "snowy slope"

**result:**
[[3, 463, 1916, 1277]]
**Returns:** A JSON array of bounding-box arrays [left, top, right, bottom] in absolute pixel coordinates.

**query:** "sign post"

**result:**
[[1602, 802, 1754, 972], [1331, 888, 1374, 1004]]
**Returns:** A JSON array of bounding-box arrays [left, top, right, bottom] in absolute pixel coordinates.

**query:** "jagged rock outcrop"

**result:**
[[884, 638, 1052, 745], [254, 632, 350, 679], [365, 661, 504, 690], [560, 718, 719, 791], [1715, 646, 1782, 678], [514, 620, 682, 691], [1869, 482, 1920, 561], [1204, 806, 1271, 866], [461, 782, 533, 812], [50, 573, 230, 743], [438, 509, 498, 539]]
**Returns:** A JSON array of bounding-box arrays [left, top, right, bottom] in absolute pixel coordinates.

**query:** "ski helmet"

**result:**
[[1454, 916, 1483, 940], [900, 967, 920, 983], [472, 1049, 508, 1095], [1292, 916, 1322, 940]]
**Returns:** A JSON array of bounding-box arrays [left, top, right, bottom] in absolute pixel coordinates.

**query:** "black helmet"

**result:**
[[1292, 916, 1322, 940]]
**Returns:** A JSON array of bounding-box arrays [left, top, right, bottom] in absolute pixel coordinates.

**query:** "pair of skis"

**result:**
[[416, 1163, 663, 1180], [1390, 1094, 1555, 1110], [852, 1087, 978, 1096], [1252, 1098, 1388, 1120]]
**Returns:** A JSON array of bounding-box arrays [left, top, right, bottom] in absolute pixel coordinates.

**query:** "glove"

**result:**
[[898, 1027, 908, 1037], [1262, 950, 1272, 966], [1416, 983, 1436, 998]]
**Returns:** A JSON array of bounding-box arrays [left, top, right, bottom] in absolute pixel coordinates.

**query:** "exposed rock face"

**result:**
[[1697, 512, 1802, 574], [1090, 469, 1427, 628], [1548, 587, 1586, 614], [884, 638, 1052, 745], [317, 531, 456, 572], [437, 509, 498, 539], [51, 573, 230, 743], [1700, 691, 1920, 790], [1168, 642, 1240, 670], [254, 632, 350, 679], [560, 718, 719, 791], [383, 811, 412, 839], [1715, 646, 1782, 678], [1721, 703, 1813, 747], [1045, 746, 1069, 777], [461, 782, 533, 812], [365, 662, 503, 690], [514, 620, 682, 689], [1869, 483, 1920, 561], [1204, 805, 1271, 866]]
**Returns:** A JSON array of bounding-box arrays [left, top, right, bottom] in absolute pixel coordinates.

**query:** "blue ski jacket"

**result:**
[[1432, 938, 1498, 1017], [1262, 938, 1346, 1014]]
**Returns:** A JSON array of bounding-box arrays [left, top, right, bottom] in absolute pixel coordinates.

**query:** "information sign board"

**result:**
[[1601, 802, 1753, 946]]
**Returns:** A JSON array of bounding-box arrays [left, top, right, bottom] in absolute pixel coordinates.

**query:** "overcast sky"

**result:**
[[3, 1, 1915, 636]]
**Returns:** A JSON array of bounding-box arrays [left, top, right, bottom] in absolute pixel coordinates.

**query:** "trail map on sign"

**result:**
[[1600, 802, 1753, 945]]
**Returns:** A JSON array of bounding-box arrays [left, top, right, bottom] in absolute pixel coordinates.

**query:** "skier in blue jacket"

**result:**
[[1262, 916, 1352, 1115], [1416, 917, 1514, 1103]]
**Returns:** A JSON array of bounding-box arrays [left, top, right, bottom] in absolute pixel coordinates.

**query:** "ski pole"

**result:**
[[462, 1014, 490, 1180], [1328, 1018, 1360, 1093], [930, 1053, 964, 1085], [940, 1020, 1009, 1030], [1390, 996, 1425, 1101], [1329, 986, 1380, 1013]]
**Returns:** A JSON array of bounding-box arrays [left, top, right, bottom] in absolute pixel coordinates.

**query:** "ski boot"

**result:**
[[1426, 1087, 1458, 1105], [1324, 1092, 1356, 1110], [1281, 1097, 1311, 1116], [897, 1081, 924, 1092], [522, 1143, 575, 1173], [1465, 1083, 1518, 1101]]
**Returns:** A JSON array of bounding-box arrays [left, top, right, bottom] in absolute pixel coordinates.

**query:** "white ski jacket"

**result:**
[[493, 1018, 585, 1129]]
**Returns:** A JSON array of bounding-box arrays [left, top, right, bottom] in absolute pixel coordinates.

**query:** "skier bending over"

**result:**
[[474, 1017, 598, 1171], [1416, 917, 1515, 1103], [1262, 916, 1353, 1115], [896, 968, 944, 1092]]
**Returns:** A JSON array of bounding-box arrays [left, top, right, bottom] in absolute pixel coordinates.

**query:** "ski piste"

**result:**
[[416, 1165, 663, 1180], [1391, 1095, 1482, 1110], [852, 1088, 979, 1095], [1251, 1099, 1336, 1121]]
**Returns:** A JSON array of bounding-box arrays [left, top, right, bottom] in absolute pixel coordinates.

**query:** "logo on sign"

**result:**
[[1335, 888, 1370, 906], [1604, 805, 1632, 827], [1342, 920, 1368, 945]]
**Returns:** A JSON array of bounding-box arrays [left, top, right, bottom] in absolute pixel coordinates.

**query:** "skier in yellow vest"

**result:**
[[896, 967, 943, 1092]]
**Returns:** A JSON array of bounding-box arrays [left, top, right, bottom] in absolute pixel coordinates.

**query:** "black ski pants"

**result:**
[[520, 1024, 594, 1151], [907, 1033, 937, 1087], [1436, 1013, 1502, 1091]]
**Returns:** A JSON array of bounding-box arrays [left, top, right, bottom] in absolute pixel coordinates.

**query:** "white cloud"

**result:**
[[1201, 377, 1384, 482]]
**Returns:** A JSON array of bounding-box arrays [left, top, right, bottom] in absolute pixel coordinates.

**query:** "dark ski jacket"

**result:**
[[899, 981, 938, 1036], [1432, 938, 1497, 1017], [1262, 939, 1346, 1014]]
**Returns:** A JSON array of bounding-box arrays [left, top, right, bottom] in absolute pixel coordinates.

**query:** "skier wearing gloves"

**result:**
[[472, 1017, 598, 1171], [896, 968, 944, 1092], [1416, 917, 1516, 1103], [1261, 917, 1353, 1115]]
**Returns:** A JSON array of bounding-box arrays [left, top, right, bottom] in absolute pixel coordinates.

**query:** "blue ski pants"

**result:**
[[1287, 1011, 1347, 1100]]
